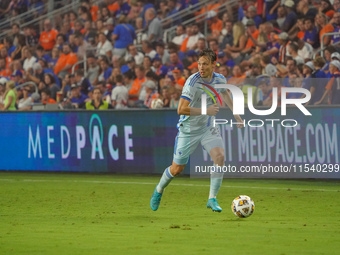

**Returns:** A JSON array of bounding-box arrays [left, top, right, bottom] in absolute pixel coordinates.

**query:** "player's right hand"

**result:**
[[207, 104, 219, 116]]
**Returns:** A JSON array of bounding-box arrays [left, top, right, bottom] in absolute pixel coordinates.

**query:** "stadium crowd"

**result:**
[[0, 0, 339, 111]]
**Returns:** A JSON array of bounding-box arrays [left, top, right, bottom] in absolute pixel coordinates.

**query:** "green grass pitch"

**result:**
[[0, 172, 339, 255]]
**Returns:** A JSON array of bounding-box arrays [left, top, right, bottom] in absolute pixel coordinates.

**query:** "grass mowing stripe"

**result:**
[[0, 178, 339, 192]]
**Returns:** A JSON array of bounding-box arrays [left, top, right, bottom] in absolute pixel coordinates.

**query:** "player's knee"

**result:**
[[214, 152, 225, 164], [170, 164, 185, 176]]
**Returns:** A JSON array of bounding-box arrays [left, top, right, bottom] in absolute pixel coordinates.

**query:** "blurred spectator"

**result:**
[[41, 88, 57, 104], [85, 87, 112, 109], [54, 43, 78, 78], [168, 52, 184, 73], [48, 47, 60, 70], [319, 0, 334, 19], [134, 17, 147, 45], [142, 40, 157, 60], [308, 56, 327, 105], [334, 0, 340, 12], [104, 18, 115, 39], [163, 0, 181, 28], [316, 60, 340, 105], [260, 55, 277, 77], [111, 74, 128, 109], [39, 19, 59, 51], [112, 15, 136, 58], [12, 69, 24, 86], [122, 68, 135, 91], [316, 13, 333, 47], [303, 18, 319, 49], [296, 0, 317, 19], [125, 44, 144, 65], [161, 85, 170, 107], [209, 39, 219, 55], [172, 25, 186, 47], [172, 67, 185, 89], [98, 57, 112, 82], [0, 78, 6, 104], [4, 36, 15, 57], [143, 56, 153, 73], [144, 80, 159, 108], [60, 73, 73, 98], [36, 45, 52, 64], [181, 24, 204, 52], [22, 47, 37, 71], [67, 83, 88, 108], [282, 0, 297, 32], [0, 80, 16, 111], [196, 38, 207, 53], [100, 6, 110, 22], [24, 25, 39, 49], [281, 58, 297, 86], [129, 65, 145, 104], [25, 62, 43, 84], [258, 79, 272, 102], [145, 8, 163, 44], [1, 46, 12, 70], [301, 61, 315, 91], [169, 87, 181, 108], [74, 69, 91, 95], [293, 37, 313, 62], [0, 57, 11, 77], [74, 33, 89, 61], [40, 73, 59, 100], [86, 54, 99, 85], [95, 81, 111, 103], [18, 85, 33, 110], [207, 11, 223, 41], [96, 32, 113, 59], [276, 6, 286, 30], [224, 22, 246, 61], [218, 64, 230, 79], [228, 65, 246, 86], [155, 41, 170, 66], [331, 12, 340, 44], [287, 43, 304, 65], [11, 34, 26, 60], [219, 21, 233, 51]]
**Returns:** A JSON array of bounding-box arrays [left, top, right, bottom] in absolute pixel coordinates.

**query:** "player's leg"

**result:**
[[202, 127, 225, 212], [150, 131, 197, 211]]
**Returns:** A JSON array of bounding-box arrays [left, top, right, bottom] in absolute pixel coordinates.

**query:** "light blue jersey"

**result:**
[[177, 72, 227, 133]]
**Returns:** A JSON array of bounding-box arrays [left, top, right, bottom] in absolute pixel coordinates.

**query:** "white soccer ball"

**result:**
[[151, 98, 164, 109], [231, 195, 255, 218]]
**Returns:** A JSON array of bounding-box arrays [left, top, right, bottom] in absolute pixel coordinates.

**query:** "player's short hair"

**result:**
[[198, 48, 217, 64]]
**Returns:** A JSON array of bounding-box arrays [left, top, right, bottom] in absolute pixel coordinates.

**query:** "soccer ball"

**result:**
[[231, 195, 255, 218], [151, 98, 164, 109]]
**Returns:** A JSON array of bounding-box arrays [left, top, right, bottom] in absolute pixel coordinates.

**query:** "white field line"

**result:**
[[0, 178, 339, 192]]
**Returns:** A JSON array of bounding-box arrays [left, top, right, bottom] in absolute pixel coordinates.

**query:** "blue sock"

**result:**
[[157, 167, 174, 193], [209, 164, 224, 199]]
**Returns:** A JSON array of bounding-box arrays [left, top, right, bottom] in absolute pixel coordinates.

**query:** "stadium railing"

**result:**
[[163, 0, 238, 43]]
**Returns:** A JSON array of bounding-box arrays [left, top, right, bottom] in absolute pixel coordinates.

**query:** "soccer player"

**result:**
[[150, 49, 243, 212]]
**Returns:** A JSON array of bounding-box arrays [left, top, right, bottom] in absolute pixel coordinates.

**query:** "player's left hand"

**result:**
[[234, 115, 244, 128]]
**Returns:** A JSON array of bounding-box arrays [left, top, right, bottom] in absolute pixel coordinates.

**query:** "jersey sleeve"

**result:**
[[180, 75, 198, 102]]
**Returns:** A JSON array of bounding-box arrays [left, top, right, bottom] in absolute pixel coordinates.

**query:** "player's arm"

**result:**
[[177, 98, 218, 116], [220, 90, 244, 128]]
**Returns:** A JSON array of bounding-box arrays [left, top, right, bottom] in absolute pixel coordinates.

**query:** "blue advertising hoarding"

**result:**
[[0, 107, 339, 178]]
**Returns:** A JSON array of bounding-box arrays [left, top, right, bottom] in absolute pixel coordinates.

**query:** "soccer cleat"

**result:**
[[207, 198, 222, 212], [150, 186, 163, 211]]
